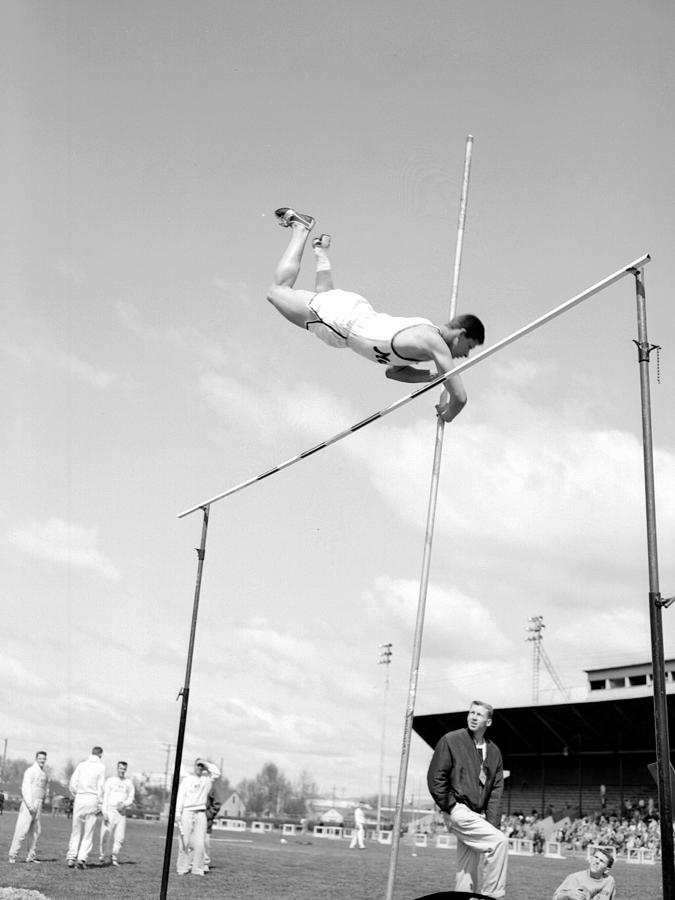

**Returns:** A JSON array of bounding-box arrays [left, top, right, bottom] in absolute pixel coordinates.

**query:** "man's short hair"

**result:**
[[36, 751, 47, 759], [118, 760, 128, 767], [449, 313, 485, 345], [595, 847, 615, 868], [471, 699, 495, 718], [92, 746, 103, 756]]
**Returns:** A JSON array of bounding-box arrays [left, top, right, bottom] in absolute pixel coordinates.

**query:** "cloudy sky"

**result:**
[[3, 0, 675, 801]]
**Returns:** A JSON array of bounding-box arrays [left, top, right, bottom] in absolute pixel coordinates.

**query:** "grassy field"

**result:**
[[0, 813, 664, 899]]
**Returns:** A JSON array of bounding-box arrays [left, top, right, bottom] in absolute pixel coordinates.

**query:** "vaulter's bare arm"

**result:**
[[385, 330, 467, 423]]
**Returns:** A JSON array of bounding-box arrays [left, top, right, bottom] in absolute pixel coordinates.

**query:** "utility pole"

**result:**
[[161, 743, 174, 813], [376, 643, 393, 833]]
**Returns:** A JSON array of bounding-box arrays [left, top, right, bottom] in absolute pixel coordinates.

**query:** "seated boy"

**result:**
[[553, 847, 616, 900]]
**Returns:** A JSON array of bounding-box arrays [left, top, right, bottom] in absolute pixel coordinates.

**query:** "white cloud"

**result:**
[[9, 518, 119, 580], [0, 655, 46, 690], [364, 576, 508, 660], [3, 340, 121, 389]]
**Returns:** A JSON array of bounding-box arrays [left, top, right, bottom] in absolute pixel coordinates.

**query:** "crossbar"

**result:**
[[178, 253, 650, 518]]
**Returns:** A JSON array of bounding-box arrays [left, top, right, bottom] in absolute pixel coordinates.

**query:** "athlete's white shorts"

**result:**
[[306, 290, 374, 349]]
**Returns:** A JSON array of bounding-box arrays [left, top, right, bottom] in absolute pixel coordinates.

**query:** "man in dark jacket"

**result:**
[[427, 700, 508, 898]]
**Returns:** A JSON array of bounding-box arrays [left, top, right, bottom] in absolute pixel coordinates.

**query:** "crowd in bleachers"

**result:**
[[501, 799, 664, 856]]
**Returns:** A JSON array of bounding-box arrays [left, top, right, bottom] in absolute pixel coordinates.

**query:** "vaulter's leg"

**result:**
[[267, 208, 317, 328], [312, 234, 334, 293]]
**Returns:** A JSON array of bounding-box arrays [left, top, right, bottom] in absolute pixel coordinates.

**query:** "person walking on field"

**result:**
[[66, 746, 106, 869], [349, 801, 366, 850], [267, 208, 485, 424], [427, 701, 508, 899], [8, 750, 49, 864], [99, 760, 135, 866]]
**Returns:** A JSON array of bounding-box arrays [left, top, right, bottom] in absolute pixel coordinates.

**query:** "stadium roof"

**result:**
[[413, 694, 675, 759]]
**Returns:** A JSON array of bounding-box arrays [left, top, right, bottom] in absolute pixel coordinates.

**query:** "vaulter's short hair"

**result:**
[[470, 699, 495, 718], [92, 746, 103, 756], [449, 314, 485, 344]]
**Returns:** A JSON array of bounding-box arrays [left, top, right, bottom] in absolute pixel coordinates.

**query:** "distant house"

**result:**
[[318, 807, 344, 825], [305, 798, 379, 827], [214, 788, 246, 820]]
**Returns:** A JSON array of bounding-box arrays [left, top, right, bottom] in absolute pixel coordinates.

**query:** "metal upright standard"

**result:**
[[159, 507, 210, 900], [384, 134, 474, 900], [631, 265, 674, 900]]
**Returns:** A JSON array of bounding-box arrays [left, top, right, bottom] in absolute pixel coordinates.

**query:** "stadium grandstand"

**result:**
[[413, 659, 675, 821]]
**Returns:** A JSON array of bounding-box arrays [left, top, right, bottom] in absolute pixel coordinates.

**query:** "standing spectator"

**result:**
[[203, 781, 222, 873], [176, 757, 220, 877], [427, 700, 508, 899], [0, 792, 4, 815], [553, 847, 616, 899], [8, 751, 49, 863], [349, 802, 366, 850], [66, 746, 105, 869], [99, 761, 135, 866]]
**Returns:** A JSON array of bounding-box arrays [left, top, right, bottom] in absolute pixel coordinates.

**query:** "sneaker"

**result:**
[[67, 859, 76, 868], [26, 857, 41, 863], [312, 234, 331, 249], [274, 208, 315, 231], [111, 859, 119, 867], [9, 857, 16, 864], [76, 860, 87, 869]]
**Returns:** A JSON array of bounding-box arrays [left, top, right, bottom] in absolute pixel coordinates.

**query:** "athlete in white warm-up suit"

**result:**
[[99, 761, 135, 866], [176, 758, 221, 877], [66, 746, 106, 868], [8, 751, 49, 863]]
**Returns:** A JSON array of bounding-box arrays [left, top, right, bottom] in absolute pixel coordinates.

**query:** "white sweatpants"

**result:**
[[67, 795, 99, 862], [349, 823, 365, 849], [9, 801, 42, 860], [176, 809, 207, 876], [100, 809, 127, 859]]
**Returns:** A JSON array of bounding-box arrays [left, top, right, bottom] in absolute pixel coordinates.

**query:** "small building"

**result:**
[[214, 787, 246, 820]]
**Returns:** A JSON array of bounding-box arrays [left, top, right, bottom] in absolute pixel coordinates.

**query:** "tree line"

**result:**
[[1, 756, 335, 819]]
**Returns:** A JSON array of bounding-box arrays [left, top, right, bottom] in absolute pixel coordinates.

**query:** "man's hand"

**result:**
[[436, 389, 466, 424]]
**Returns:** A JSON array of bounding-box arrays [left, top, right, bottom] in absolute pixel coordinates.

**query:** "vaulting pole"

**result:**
[[385, 135, 474, 900], [631, 266, 675, 900], [159, 506, 209, 899]]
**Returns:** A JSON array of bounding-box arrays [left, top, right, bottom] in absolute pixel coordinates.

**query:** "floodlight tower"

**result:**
[[526, 616, 544, 703], [377, 643, 393, 832], [526, 616, 570, 704]]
